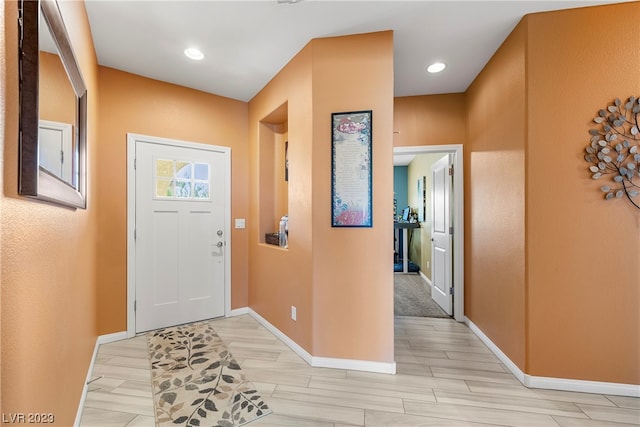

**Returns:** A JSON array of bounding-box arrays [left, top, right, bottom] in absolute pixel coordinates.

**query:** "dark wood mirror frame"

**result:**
[[18, 0, 87, 209]]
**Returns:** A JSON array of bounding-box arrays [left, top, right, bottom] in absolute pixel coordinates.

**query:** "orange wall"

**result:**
[[394, 93, 466, 147], [1, 1, 99, 424], [310, 31, 395, 361], [248, 43, 314, 352], [96, 67, 249, 334], [248, 31, 395, 363], [525, 3, 639, 383], [39, 51, 76, 126], [465, 20, 528, 369]]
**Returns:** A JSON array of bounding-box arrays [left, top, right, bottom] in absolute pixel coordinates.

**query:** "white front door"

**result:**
[[431, 154, 453, 316], [134, 137, 228, 333]]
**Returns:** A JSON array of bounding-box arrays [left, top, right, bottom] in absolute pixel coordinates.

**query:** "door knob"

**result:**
[[216, 241, 223, 247]]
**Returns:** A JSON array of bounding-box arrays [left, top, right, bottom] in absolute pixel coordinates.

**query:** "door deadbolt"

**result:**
[[217, 230, 223, 237]]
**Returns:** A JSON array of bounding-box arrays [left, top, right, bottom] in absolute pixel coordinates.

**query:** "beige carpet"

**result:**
[[147, 320, 271, 426], [394, 273, 450, 318]]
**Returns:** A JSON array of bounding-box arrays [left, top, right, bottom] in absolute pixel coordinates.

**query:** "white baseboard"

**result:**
[[248, 308, 396, 374], [312, 356, 396, 374], [526, 375, 640, 397], [97, 331, 128, 345], [247, 308, 313, 365], [228, 307, 249, 317], [465, 317, 640, 397], [75, 331, 128, 426], [418, 271, 432, 287]]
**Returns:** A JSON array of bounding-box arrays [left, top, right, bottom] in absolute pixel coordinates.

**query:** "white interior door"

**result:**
[[431, 154, 453, 315], [39, 120, 72, 182], [135, 138, 227, 332]]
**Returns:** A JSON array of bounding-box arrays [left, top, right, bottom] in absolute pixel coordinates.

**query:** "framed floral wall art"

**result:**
[[331, 110, 373, 227]]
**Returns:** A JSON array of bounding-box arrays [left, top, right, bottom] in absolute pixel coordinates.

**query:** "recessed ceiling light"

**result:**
[[184, 47, 204, 61], [426, 62, 446, 73]]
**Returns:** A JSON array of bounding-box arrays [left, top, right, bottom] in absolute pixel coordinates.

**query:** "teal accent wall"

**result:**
[[393, 166, 408, 218]]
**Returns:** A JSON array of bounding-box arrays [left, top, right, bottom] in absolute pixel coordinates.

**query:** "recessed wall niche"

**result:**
[[259, 102, 289, 247]]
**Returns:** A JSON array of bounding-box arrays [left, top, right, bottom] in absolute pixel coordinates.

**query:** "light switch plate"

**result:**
[[235, 218, 246, 229]]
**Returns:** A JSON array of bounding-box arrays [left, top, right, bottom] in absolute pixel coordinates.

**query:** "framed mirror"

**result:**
[[18, 0, 87, 209]]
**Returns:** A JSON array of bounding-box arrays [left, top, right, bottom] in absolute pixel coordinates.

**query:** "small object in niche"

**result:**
[[265, 233, 279, 246], [279, 215, 288, 248]]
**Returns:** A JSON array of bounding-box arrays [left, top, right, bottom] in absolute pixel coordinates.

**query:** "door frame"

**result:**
[[126, 133, 232, 337], [394, 144, 464, 322]]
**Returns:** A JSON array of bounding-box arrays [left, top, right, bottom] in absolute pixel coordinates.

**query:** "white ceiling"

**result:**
[[84, 0, 628, 104], [82, 0, 630, 167]]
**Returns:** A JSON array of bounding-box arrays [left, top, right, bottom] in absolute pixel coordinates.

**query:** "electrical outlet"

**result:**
[[291, 306, 297, 321]]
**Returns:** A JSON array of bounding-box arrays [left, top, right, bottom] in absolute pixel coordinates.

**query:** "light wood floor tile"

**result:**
[[102, 355, 151, 369], [265, 396, 364, 425], [125, 415, 156, 427], [395, 361, 433, 377], [79, 407, 137, 427], [272, 384, 406, 413], [467, 380, 617, 406], [577, 403, 640, 424], [239, 366, 312, 388], [98, 339, 149, 359], [445, 350, 504, 363], [409, 342, 493, 354], [364, 408, 496, 426], [241, 359, 347, 379], [96, 353, 116, 364], [92, 364, 152, 383], [309, 376, 437, 402], [407, 337, 488, 350], [80, 313, 640, 427], [83, 390, 154, 417], [404, 399, 561, 426], [110, 380, 153, 398], [346, 370, 470, 392], [410, 356, 508, 373], [249, 413, 335, 426], [224, 348, 281, 361], [395, 350, 448, 362], [431, 366, 521, 384], [607, 395, 640, 409], [394, 346, 448, 359], [276, 351, 312, 364], [553, 415, 640, 427], [252, 381, 278, 396], [434, 390, 587, 418], [87, 377, 126, 393]]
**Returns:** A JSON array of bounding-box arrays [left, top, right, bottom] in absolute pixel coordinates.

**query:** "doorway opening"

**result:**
[[393, 144, 464, 322]]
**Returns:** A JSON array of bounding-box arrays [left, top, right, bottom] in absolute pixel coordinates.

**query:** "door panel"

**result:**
[[431, 154, 453, 315], [152, 210, 179, 306], [135, 139, 226, 332]]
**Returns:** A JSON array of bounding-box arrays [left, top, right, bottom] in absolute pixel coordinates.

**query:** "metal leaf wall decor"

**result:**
[[585, 96, 640, 210]]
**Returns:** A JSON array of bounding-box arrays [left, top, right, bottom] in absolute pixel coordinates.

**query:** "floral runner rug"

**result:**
[[147, 320, 271, 426]]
